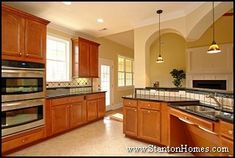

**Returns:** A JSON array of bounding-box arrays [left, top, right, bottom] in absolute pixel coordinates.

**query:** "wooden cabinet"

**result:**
[[71, 37, 100, 78], [86, 93, 106, 122], [24, 19, 46, 62], [2, 4, 49, 63], [79, 38, 90, 77], [123, 106, 138, 137], [46, 93, 105, 137], [87, 100, 98, 122], [221, 136, 233, 156], [220, 121, 234, 156], [89, 43, 99, 77], [70, 102, 86, 128], [2, 127, 44, 154], [51, 104, 70, 135], [138, 108, 161, 143], [2, 7, 24, 58], [98, 97, 106, 118]]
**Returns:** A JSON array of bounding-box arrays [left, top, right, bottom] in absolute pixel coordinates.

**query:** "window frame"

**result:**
[[117, 55, 134, 88], [46, 34, 71, 82]]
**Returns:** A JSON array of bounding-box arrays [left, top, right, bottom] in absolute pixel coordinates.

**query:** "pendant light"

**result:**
[[207, 1, 221, 54], [156, 9, 164, 63]]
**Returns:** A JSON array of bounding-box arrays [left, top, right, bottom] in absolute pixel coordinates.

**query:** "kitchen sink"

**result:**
[[200, 110, 220, 116]]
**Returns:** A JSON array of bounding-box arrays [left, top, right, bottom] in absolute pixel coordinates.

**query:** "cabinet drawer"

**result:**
[[50, 96, 84, 106], [220, 121, 233, 140], [2, 128, 44, 153], [170, 108, 214, 132], [138, 101, 161, 110], [123, 99, 137, 107], [86, 93, 105, 100]]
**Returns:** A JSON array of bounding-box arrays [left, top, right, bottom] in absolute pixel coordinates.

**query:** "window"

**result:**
[[118, 56, 134, 87], [46, 35, 70, 82]]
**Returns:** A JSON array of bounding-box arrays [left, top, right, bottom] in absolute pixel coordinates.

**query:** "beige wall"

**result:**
[[96, 38, 134, 105], [47, 27, 134, 106], [150, 33, 186, 87], [187, 16, 233, 48]]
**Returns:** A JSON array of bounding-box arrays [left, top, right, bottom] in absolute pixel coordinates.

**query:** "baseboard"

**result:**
[[111, 103, 122, 110]]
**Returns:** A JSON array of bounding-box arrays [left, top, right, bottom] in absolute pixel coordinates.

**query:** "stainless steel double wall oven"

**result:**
[[2, 60, 46, 137]]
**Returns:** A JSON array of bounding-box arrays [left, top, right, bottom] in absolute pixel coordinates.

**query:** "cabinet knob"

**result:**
[[22, 139, 25, 143], [134, 109, 137, 112], [128, 102, 131, 105], [148, 111, 150, 113], [228, 130, 233, 135], [148, 104, 150, 106], [19, 53, 22, 56], [26, 54, 29, 57]]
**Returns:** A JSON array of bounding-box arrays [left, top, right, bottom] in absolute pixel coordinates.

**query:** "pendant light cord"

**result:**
[[159, 11, 161, 55], [213, 1, 215, 42]]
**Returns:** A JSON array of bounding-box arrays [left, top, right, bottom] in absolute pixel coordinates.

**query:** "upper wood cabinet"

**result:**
[[1, 4, 49, 63], [72, 37, 100, 78]]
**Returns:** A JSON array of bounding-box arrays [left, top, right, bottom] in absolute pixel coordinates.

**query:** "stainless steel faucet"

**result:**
[[206, 93, 223, 109]]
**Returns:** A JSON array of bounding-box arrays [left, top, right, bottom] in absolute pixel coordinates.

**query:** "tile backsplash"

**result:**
[[136, 89, 234, 110], [47, 78, 92, 88]]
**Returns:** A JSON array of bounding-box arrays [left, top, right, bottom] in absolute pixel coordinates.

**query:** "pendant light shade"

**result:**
[[207, 2, 221, 54], [156, 9, 164, 63]]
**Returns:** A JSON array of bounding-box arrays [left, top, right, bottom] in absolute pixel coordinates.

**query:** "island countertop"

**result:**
[[46, 88, 106, 99], [122, 94, 199, 103]]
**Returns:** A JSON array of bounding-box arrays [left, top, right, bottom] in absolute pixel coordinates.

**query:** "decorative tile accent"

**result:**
[[47, 78, 92, 88]]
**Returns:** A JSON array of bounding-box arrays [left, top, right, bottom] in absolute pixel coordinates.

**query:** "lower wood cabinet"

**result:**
[[87, 100, 98, 122], [70, 101, 86, 128], [47, 93, 105, 137], [221, 136, 234, 156], [138, 108, 161, 143], [123, 106, 138, 137], [2, 127, 45, 154], [51, 104, 70, 135]]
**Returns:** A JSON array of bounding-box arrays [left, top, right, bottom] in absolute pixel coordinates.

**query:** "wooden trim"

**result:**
[[2, 4, 50, 25], [223, 13, 233, 16]]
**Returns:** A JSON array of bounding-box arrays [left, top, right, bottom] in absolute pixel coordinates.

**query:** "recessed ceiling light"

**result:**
[[97, 18, 104, 23], [62, 2, 71, 5]]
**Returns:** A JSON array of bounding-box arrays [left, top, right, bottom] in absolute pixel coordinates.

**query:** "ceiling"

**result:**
[[7, 2, 225, 49]]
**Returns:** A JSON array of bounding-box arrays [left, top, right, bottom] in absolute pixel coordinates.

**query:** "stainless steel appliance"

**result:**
[[2, 98, 45, 137], [1, 60, 45, 137], [2, 60, 45, 102]]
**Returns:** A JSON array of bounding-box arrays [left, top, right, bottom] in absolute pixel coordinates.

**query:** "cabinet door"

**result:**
[[87, 100, 98, 122], [221, 137, 233, 156], [51, 104, 69, 135], [97, 97, 105, 118], [70, 101, 84, 128], [123, 107, 138, 137], [72, 39, 79, 77], [2, 8, 24, 60], [25, 19, 46, 63], [79, 39, 90, 77], [138, 109, 161, 143], [89, 43, 99, 77]]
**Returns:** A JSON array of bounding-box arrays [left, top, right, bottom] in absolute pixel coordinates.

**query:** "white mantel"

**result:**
[[186, 43, 233, 91]]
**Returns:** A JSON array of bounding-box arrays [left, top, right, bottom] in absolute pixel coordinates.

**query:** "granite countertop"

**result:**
[[122, 94, 199, 103], [46, 89, 106, 99], [122, 94, 233, 123], [169, 104, 233, 123]]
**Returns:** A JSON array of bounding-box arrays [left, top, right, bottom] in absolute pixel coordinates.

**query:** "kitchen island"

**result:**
[[122, 90, 233, 156]]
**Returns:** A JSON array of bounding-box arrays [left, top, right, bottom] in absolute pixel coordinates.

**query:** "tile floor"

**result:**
[[8, 111, 192, 156]]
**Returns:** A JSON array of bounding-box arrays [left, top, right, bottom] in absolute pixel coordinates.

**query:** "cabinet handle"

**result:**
[[22, 139, 25, 143], [178, 117, 194, 125], [228, 130, 233, 135], [147, 104, 150, 106], [26, 54, 29, 57], [19, 53, 22, 56], [198, 126, 218, 135]]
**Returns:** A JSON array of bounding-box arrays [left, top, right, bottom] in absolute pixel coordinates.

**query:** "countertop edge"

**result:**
[[46, 91, 106, 99]]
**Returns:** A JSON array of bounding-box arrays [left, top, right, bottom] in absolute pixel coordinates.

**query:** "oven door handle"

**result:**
[[2, 69, 44, 78], [2, 98, 45, 111], [2, 66, 45, 71]]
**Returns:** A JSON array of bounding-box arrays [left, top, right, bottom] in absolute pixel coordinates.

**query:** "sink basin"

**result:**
[[200, 110, 220, 116]]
